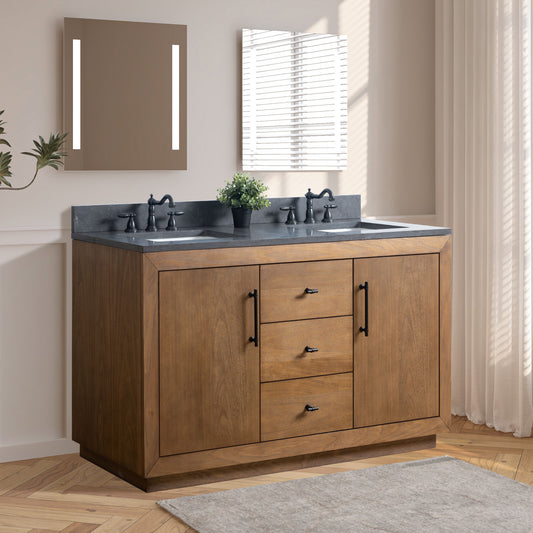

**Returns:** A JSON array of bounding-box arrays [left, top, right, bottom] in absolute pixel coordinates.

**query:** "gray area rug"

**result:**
[[158, 456, 533, 532]]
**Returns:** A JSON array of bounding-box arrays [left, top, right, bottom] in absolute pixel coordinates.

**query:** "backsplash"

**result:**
[[71, 195, 361, 233]]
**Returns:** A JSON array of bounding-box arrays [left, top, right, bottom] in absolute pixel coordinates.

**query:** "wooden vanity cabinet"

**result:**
[[72, 235, 451, 491]]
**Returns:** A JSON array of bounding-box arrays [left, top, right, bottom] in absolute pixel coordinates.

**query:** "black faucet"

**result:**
[[304, 188, 335, 224], [146, 194, 175, 231]]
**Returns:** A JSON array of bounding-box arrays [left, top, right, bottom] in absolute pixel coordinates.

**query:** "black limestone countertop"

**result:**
[[71, 195, 451, 253]]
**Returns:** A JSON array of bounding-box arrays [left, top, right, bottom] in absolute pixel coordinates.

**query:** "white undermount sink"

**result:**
[[318, 221, 405, 233], [147, 236, 219, 242], [146, 229, 228, 243]]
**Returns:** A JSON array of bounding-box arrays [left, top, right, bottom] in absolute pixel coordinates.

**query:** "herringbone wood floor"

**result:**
[[1, 416, 532, 532]]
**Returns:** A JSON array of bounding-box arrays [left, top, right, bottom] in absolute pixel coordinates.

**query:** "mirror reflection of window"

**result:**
[[242, 29, 347, 171]]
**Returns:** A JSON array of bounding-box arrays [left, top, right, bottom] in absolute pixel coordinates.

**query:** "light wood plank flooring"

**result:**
[[1, 416, 532, 532]]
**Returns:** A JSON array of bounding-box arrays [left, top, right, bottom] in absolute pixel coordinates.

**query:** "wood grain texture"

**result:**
[[149, 417, 447, 478], [72, 235, 451, 491], [143, 436, 435, 492], [72, 241, 144, 476], [159, 266, 260, 456], [354, 254, 440, 427], [261, 316, 353, 381], [439, 236, 452, 427], [142, 256, 160, 476], [261, 373, 353, 441], [260, 260, 352, 322], [1, 417, 531, 530], [147, 236, 450, 271], [515, 449, 533, 484]]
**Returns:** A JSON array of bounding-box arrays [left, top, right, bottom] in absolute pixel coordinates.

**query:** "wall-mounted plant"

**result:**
[[216, 172, 270, 228], [0, 110, 67, 190]]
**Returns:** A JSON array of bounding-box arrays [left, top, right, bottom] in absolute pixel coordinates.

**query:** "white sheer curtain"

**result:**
[[436, 0, 533, 436]]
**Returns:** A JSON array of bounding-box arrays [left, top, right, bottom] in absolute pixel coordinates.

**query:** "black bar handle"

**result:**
[[305, 346, 319, 353], [359, 281, 369, 336], [248, 290, 258, 346], [305, 288, 319, 294], [305, 404, 319, 412]]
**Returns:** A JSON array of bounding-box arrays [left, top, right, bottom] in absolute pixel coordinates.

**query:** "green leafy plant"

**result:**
[[0, 110, 67, 191], [0, 152, 13, 188], [216, 172, 270, 210]]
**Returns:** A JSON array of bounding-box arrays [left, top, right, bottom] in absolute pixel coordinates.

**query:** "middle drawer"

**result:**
[[261, 316, 353, 382]]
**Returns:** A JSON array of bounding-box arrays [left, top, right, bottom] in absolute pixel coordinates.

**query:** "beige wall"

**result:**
[[0, 0, 436, 460]]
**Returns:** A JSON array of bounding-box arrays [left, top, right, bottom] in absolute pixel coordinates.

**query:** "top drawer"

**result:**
[[260, 260, 352, 323]]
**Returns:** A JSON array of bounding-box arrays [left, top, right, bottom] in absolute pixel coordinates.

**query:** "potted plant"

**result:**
[[216, 172, 270, 228], [0, 109, 67, 191]]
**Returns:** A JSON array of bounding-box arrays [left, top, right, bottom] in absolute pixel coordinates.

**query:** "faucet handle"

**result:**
[[322, 204, 337, 223], [280, 206, 297, 225], [118, 213, 137, 233], [166, 211, 185, 231]]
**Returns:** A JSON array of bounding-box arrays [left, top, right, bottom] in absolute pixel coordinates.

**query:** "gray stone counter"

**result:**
[[71, 195, 450, 253]]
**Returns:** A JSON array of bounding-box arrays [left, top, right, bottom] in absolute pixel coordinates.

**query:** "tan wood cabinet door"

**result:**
[[354, 254, 439, 427], [159, 266, 260, 455]]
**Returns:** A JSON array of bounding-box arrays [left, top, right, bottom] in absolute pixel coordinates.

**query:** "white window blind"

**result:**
[[242, 29, 347, 171]]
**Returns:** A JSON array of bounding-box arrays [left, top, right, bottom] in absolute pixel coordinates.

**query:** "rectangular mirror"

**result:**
[[63, 18, 187, 170], [242, 28, 347, 171]]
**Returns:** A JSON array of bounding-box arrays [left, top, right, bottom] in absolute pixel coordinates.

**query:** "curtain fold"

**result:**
[[437, 0, 533, 436]]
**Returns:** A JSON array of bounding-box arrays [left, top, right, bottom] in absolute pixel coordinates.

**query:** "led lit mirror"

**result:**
[[63, 18, 187, 170], [242, 29, 347, 171]]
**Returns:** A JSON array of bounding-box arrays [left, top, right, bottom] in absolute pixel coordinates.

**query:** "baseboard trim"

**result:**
[[0, 438, 79, 463]]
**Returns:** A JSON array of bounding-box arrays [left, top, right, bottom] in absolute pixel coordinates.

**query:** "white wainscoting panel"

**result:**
[[0, 230, 78, 462]]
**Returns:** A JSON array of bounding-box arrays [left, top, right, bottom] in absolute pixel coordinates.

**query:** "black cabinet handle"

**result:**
[[305, 404, 319, 412], [305, 346, 319, 353], [248, 289, 258, 346], [359, 281, 369, 336], [305, 288, 319, 294]]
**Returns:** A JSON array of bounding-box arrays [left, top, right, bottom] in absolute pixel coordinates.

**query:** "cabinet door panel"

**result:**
[[354, 254, 439, 427], [159, 266, 260, 455]]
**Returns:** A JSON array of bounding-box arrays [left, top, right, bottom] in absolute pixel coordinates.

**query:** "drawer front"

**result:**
[[261, 373, 353, 441], [260, 260, 353, 323], [261, 316, 353, 381]]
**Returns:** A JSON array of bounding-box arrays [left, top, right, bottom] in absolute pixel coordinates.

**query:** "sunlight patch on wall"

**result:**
[[340, 0, 369, 211], [305, 16, 329, 34]]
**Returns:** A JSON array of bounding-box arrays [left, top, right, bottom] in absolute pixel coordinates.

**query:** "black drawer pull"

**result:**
[[305, 404, 319, 412], [248, 289, 258, 346], [305, 288, 319, 294], [359, 281, 369, 336], [305, 346, 319, 353]]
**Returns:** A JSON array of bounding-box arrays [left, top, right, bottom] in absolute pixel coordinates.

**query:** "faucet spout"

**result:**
[[157, 194, 175, 208], [146, 194, 176, 231], [304, 188, 335, 224]]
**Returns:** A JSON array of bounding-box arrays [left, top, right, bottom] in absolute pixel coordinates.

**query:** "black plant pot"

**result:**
[[231, 207, 252, 228]]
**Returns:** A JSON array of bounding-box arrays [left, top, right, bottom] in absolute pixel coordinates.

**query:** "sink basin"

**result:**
[[147, 236, 219, 242], [318, 221, 405, 233], [146, 230, 228, 243]]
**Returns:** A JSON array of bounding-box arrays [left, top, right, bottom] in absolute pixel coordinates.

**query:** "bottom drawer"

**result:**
[[261, 373, 353, 441]]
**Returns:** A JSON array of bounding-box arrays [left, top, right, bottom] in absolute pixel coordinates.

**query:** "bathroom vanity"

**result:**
[[71, 195, 451, 491]]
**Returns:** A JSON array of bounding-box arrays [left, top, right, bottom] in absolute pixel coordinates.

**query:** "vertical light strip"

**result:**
[[172, 44, 180, 150], [72, 39, 81, 150]]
